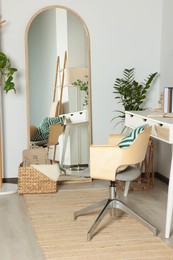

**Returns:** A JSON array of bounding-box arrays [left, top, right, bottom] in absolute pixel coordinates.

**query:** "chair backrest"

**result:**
[[115, 126, 152, 169], [90, 127, 152, 181], [47, 123, 64, 147]]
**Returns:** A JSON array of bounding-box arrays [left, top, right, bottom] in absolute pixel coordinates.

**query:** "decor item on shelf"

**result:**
[[154, 91, 164, 112], [112, 68, 158, 130], [72, 75, 88, 107], [163, 87, 173, 113], [0, 20, 18, 194]]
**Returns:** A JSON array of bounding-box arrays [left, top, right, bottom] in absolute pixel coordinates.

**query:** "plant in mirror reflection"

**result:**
[[112, 68, 158, 130], [72, 75, 88, 107], [0, 52, 17, 93]]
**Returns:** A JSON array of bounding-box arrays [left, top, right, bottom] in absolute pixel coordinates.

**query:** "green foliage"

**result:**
[[0, 51, 17, 93], [112, 68, 158, 128], [72, 75, 88, 106]]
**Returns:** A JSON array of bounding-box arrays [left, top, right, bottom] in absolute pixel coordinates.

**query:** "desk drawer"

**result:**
[[125, 113, 148, 128], [154, 124, 170, 142], [125, 112, 173, 143], [61, 110, 88, 123]]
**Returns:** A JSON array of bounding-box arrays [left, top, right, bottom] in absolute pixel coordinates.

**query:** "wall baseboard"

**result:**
[[155, 172, 169, 185], [2, 178, 18, 184], [2, 172, 169, 186]]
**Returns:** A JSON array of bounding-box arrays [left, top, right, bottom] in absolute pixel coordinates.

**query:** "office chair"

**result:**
[[30, 102, 64, 163], [74, 126, 157, 241]]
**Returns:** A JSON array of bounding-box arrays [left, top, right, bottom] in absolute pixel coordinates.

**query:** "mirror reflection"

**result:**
[[26, 6, 91, 176]]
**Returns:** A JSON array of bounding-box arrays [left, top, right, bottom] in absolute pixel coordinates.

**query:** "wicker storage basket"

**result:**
[[18, 163, 57, 194]]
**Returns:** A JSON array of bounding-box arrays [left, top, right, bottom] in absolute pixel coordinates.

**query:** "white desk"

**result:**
[[59, 110, 88, 167], [125, 110, 173, 239], [60, 120, 88, 167]]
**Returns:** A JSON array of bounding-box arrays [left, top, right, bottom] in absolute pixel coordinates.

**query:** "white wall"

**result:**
[[28, 8, 57, 126], [160, 0, 173, 89], [67, 12, 87, 68], [156, 0, 173, 177], [1, 0, 162, 178]]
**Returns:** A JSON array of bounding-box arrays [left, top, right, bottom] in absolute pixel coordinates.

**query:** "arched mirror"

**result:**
[[25, 6, 91, 176]]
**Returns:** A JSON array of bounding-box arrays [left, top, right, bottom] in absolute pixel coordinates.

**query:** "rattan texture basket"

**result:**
[[18, 164, 57, 194]]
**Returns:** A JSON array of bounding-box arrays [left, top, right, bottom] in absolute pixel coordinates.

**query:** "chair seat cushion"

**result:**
[[116, 166, 141, 181], [118, 124, 148, 148]]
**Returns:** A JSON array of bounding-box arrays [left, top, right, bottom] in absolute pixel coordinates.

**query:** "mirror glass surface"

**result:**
[[26, 6, 91, 172]]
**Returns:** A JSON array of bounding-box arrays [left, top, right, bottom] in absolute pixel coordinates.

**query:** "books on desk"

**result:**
[[164, 87, 173, 113], [147, 112, 173, 118]]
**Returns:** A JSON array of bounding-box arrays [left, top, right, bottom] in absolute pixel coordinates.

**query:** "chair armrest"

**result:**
[[90, 145, 125, 181], [108, 134, 125, 145]]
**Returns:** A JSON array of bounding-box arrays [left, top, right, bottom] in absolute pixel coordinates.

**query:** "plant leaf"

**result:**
[[112, 68, 158, 129]]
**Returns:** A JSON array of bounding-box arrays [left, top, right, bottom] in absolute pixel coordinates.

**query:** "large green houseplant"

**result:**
[[112, 68, 158, 129]]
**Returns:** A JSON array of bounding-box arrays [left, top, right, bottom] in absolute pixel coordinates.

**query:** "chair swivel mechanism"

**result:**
[[74, 126, 157, 241]]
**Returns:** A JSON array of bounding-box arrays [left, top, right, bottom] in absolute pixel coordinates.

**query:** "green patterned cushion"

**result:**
[[118, 124, 148, 148], [32, 116, 64, 142]]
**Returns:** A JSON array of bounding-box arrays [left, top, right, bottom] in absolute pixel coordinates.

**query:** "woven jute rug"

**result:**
[[24, 188, 173, 260], [58, 174, 92, 184]]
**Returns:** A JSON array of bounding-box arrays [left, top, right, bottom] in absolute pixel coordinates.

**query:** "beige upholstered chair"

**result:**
[[46, 123, 64, 163], [30, 102, 64, 163], [74, 126, 157, 241], [30, 123, 64, 163]]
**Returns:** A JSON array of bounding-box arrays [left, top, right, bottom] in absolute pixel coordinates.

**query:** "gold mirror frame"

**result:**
[[25, 5, 92, 148]]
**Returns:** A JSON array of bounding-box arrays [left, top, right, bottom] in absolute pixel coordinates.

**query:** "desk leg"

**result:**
[[60, 125, 70, 168], [165, 144, 173, 238]]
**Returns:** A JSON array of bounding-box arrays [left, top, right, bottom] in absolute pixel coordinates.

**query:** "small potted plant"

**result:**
[[72, 75, 88, 108], [112, 68, 158, 130]]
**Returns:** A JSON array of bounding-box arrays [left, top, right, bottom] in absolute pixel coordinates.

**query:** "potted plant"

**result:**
[[0, 51, 17, 192], [112, 68, 158, 130], [72, 75, 88, 108], [0, 51, 17, 92]]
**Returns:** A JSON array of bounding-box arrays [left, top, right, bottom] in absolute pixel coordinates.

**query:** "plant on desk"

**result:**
[[112, 68, 158, 130], [72, 75, 88, 108]]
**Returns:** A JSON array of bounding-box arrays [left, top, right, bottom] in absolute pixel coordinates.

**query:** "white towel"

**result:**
[[30, 163, 60, 181]]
